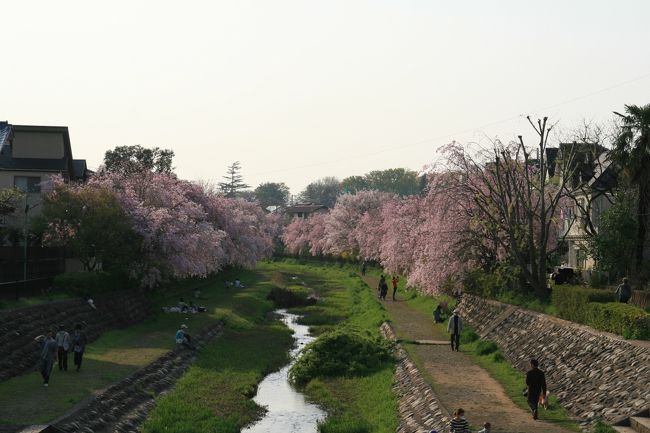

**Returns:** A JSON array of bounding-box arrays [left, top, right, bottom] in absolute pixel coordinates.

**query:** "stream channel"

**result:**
[[242, 309, 326, 433]]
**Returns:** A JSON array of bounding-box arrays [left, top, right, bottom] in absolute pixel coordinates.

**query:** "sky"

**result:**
[[2, 0, 650, 196]]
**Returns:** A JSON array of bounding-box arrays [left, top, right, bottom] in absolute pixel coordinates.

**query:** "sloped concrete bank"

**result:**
[[380, 322, 451, 433], [0, 292, 153, 382], [53, 322, 224, 433], [457, 294, 650, 425]]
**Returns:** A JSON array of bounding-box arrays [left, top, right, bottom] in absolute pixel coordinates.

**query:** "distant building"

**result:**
[[284, 203, 328, 219], [556, 148, 618, 271], [0, 121, 90, 228]]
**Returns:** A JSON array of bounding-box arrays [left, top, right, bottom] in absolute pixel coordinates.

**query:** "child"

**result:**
[[478, 422, 491, 433], [448, 408, 469, 433]]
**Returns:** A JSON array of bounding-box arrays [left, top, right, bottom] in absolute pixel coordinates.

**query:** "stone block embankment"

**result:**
[[380, 322, 451, 433], [0, 291, 153, 382], [457, 294, 650, 424]]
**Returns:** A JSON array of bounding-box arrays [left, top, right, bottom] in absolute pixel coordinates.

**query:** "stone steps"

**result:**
[[631, 416, 650, 433]]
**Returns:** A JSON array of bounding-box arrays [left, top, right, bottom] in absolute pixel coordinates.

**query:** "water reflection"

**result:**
[[242, 309, 326, 433]]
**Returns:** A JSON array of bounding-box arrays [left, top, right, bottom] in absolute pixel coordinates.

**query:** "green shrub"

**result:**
[[53, 271, 132, 296], [475, 340, 498, 356], [583, 302, 650, 339], [551, 285, 616, 322], [460, 330, 479, 344], [267, 287, 317, 308], [289, 329, 394, 386], [492, 351, 505, 362], [318, 415, 371, 433]]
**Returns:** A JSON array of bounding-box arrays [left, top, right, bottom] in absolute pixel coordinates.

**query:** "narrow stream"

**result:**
[[242, 309, 326, 433]]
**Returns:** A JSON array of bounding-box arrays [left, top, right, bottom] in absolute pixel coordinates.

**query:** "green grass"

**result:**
[[258, 260, 399, 433], [0, 268, 270, 425], [142, 323, 293, 433]]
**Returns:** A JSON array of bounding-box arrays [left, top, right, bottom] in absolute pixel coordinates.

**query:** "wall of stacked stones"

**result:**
[[457, 294, 650, 423], [0, 291, 153, 381]]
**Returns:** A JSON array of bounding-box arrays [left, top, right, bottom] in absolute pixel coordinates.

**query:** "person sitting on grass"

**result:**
[[175, 324, 195, 350], [433, 304, 444, 323]]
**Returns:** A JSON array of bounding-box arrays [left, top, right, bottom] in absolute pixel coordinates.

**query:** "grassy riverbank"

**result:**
[[260, 260, 399, 433]]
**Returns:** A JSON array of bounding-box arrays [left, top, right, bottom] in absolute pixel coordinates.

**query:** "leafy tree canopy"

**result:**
[[254, 182, 290, 209], [342, 168, 423, 196], [103, 145, 174, 175], [298, 177, 341, 208]]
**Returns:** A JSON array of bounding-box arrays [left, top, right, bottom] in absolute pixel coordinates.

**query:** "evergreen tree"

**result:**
[[218, 161, 249, 198]]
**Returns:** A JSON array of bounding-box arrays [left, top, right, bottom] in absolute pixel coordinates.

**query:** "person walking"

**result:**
[[391, 276, 399, 301], [36, 331, 57, 386], [525, 358, 547, 420], [448, 408, 470, 433], [615, 278, 632, 303], [55, 325, 70, 372], [378, 275, 388, 301], [360, 261, 367, 276], [433, 304, 444, 323], [71, 323, 87, 372], [447, 309, 463, 351]]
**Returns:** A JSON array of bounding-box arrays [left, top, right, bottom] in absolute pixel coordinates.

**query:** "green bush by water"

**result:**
[[460, 330, 479, 344], [290, 329, 394, 386]]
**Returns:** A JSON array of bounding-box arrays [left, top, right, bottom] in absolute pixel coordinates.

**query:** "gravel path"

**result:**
[[363, 275, 576, 433]]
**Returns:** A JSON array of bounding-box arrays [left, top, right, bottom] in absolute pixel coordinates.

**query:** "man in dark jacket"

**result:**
[[526, 358, 547, 420], [616, 278, 632, 303]]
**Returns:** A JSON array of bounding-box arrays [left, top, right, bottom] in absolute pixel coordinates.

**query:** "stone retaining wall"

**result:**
[[380, 322, 451, 433], [0, 291, 153, 382], [457, 294, 650, 424]]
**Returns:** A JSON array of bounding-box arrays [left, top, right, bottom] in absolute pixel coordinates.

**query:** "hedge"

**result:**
[[53, 271, 132, 296], [583, 302, 650, 340], [552, 285, 650, 339], [551, 285, 616, 322]]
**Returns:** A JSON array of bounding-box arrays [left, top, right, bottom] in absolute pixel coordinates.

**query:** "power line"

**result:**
[[249, 71, 650, 177]]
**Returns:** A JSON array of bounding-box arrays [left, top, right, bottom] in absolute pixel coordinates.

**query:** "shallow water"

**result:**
[[241, 309, 326, 433]]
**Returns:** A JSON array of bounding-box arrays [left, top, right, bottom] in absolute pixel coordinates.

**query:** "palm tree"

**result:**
[[612, 103, 650, 273]]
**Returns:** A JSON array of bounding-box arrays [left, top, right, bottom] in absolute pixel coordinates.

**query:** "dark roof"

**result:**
[[72, 159, 89, 180], [285, 203, 327, 213], [0, 124, 74, 176]]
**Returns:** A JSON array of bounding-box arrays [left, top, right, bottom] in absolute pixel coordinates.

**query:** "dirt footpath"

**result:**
[[363, 275, 576, 433]]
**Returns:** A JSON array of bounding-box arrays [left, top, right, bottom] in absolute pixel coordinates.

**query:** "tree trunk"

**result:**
[[636, 183, 648, 271]]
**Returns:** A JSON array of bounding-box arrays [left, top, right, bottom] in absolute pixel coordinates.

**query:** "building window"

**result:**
[[14, 176, 41, 193]]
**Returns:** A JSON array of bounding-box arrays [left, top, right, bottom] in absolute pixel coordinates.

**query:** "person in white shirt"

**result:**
[[55, 325, 70, 371]]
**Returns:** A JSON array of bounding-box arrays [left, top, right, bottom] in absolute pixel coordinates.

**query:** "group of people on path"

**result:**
[[35, 323, 87, 387], [442, 357, 547, 432], [377, 275, 399, 301]]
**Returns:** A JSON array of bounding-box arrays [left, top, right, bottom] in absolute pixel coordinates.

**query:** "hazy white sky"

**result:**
[[2, 0, 649, 195]]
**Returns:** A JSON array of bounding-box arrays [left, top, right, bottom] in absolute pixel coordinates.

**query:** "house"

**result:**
[[284, 203, 328, 219], [0, 121, 90, 227], [559, 150, 618, 271]]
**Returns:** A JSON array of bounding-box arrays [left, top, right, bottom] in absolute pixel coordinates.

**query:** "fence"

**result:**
[[0, 247, 65, 298]]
